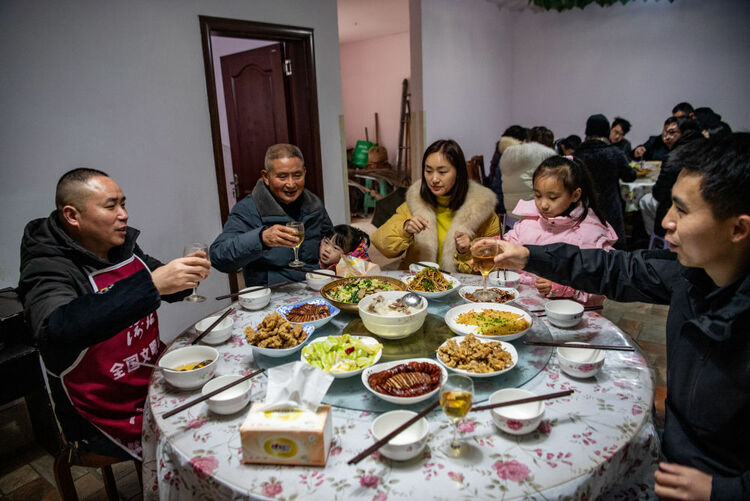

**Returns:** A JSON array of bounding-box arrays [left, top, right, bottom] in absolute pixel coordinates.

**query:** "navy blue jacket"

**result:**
[[210, 180, 333, 286], [526, 243, 750, 501]]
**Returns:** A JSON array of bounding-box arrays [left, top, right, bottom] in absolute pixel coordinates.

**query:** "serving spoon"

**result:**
[[401, 292, 422, 307]]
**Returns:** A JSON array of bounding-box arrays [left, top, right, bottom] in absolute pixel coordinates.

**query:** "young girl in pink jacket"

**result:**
[[504, 155, 618, 306]]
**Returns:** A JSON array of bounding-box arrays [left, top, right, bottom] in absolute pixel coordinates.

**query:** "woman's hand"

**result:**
[[535, 278, 552, 296], [454, 231, 471, 254], [403, 216, 430, 235], [493, 240, 530, 271], [654, 462, 712, 501]]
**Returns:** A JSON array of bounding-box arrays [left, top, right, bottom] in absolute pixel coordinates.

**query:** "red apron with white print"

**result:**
[[61, 255, 164, 459]]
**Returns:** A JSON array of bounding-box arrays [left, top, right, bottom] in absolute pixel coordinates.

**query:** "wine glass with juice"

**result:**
[[286, 221, 305, 267], [440, 374, 474, 454], [471, 237, 501, 301]]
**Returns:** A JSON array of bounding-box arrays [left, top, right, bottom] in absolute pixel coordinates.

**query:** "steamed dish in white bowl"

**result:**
[[357, 291, 427, 339]]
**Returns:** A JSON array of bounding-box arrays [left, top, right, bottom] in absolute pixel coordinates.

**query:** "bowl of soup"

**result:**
[[357, 291, 427, 339], [158, 345, 219, 390]]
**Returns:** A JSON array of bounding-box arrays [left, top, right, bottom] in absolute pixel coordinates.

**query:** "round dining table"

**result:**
[[142, 271, 659, 500]]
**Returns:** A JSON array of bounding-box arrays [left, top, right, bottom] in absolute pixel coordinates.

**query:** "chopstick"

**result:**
[[298, 268, 348, 279], [161, 368, 265, 419], [470, 389, 574, 412], [523, 341, 635, 352], [190, 308, 234, 345], [530, 305, 603, 316], [415, 262, 452, 274], [347, 401, 440, 465], [215, 281, 291, 301]]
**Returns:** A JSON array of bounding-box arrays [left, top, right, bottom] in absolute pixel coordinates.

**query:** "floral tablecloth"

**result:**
[[620, 164, 659, 212], [143, 273, 658, 500]]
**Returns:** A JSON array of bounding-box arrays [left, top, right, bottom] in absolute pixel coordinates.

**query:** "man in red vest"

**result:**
[[18, 168, 210, 460]]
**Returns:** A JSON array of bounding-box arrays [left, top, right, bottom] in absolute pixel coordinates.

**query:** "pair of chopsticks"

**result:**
[[191, 308, 234, 345], [523, 341, 635, 352], [161, 368, 265, 419], [298, 268, 347, 279], [347, 389, 573, 465], [215, 280, 291, 301], [529, 305, 603, 317], [415, 262, 452, 274]]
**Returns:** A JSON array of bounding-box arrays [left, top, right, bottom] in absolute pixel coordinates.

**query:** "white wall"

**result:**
[[510, 0, 750, 145], [419, 0, 514, 174], [0, 0, 344, 342], [340, 32, 410, 166]]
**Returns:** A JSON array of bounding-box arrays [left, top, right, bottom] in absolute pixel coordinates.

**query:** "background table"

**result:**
[[620, 162, 660, 212], [143, 272, 658, 500]]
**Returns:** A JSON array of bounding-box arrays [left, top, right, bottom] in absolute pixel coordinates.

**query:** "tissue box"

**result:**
[[240, 403, 332, 466]]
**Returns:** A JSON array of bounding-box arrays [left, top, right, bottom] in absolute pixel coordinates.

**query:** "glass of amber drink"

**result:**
[[439, 374, 474, 454], [471, 237, 501, 301]]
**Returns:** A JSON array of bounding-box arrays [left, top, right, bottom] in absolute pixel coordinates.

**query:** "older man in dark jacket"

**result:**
[[492, 133, 750, 501], [574, 114, 636, 247], [210, 144, 333, 286]]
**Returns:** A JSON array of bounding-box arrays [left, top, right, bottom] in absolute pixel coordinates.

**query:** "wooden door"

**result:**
[[221, 44, 288, 201]]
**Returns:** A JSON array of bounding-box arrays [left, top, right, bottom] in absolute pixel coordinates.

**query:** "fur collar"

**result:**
[[405, 180, 497, 272], [250, 179, 321, 217]]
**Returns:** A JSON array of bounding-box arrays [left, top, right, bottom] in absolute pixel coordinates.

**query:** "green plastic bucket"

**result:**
[[352, 140, 373, 167]]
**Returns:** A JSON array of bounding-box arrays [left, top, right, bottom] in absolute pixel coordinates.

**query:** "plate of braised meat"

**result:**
[[361, 358, 448, 404]]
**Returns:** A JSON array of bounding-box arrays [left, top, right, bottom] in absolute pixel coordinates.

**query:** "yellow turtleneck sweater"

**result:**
[[435, 195, 455, 264]]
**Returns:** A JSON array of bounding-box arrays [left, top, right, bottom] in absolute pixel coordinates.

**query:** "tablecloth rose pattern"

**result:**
[[143, 276, 659, 500]]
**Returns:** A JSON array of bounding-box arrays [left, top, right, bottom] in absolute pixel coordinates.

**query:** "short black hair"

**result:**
[[611, 117, 631, 135], [672, 102, 694, 116], [557, 135, 582, 153], [420, 139, 469, 211], [676, 132, 750, 219], [674, 116, 700, 134], [326, 225, 370, 254], [55, 168, 110, 211], [502, 125, 528, 142]]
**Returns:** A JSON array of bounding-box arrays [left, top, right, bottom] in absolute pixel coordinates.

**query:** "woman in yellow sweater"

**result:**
[[372, 139, 500, 273]]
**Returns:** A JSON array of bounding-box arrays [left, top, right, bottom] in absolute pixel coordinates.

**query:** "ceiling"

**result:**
[[337, 0, 541, 45]]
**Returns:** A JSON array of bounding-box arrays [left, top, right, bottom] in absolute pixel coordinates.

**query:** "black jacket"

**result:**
[[210, 180, 333, 286], [611, 138, 633, 160], [651, 132, 705, 236], [526, 243, 750, 501], [638, 135, 671, 162], [574, 140, 636, 245], [17, 213, 184, 443]]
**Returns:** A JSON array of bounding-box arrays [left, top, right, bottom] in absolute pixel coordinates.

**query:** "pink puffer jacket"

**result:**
[[504, 199, 618, 306]]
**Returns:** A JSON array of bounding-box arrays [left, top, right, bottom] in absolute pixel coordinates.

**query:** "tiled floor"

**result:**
[[0, 218, 667, 500]]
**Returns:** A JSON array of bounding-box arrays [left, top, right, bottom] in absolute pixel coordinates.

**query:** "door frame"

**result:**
[[198, 15, 324, 225]]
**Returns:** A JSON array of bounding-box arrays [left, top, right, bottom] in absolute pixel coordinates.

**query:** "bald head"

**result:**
[[55, 168, 110, 212]]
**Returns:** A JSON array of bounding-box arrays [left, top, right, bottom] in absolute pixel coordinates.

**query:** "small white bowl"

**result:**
[[557, 342, 605, 378], [158, 345, 219, 390], [276, 298, 340, 329], [488, 270, 520, 288], [248, 324, 314, 358], [238, 287, 271, 310], [201, 374, 251, 415], [194, 315, 233, 345], [408, 261, 440, 274], [306, 270, 333, 291], [361, 358, 447, 405], [489, 388, 545, 435], [357, 291, 428, 340], [370, 410, 429, 461], [545, 299, 585, 328]]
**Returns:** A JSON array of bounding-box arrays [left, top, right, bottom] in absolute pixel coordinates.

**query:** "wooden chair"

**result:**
[[466, 155, 485, 184], [53, 439, 142, 501]]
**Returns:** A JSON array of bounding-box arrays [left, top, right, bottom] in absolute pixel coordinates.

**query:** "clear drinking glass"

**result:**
[[183, 242, 208, 303], [439, 374, 474, 454], [286, 221, 305, 268], [471, 237, 501, 301]]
